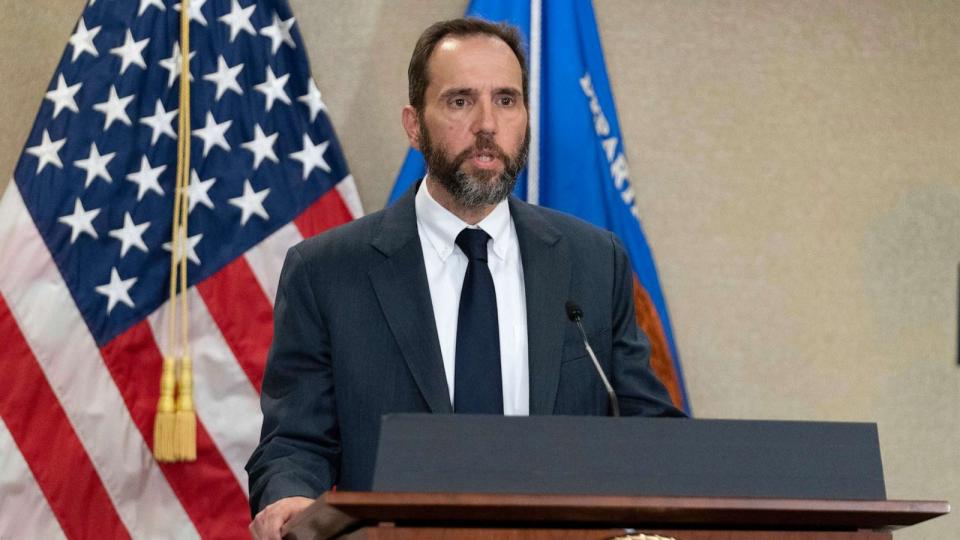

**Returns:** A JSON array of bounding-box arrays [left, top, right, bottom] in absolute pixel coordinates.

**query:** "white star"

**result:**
[[138, 0, 165, 16], [173, 0, 208, 26], [109, 30, 150, 75], [162, 231, 203, 265], [74, 143, 115, 188], [58, 198, 100, 243], [259, 13, 296, 54], [92, 85, 134, 130], [187, 170, 216, 212], [298, 78, 326, 122], [202, 55, 244, 100], [158, 41, 195, 88], [218, 0, 256, 43], [25, 129, 66, 174], [126, 156, 167, 201], [95, 267, 137, 314], [289, 134, 331, 180], [228, 180, 270, 225], [192, 112, 232, 157], [45, 74, 82, 118], [68, 18, 100, 62], [241, 125, 279, 169], [108, 212, 150, 257], [140, 99, 178, 145], [254, 66, 291, 112]]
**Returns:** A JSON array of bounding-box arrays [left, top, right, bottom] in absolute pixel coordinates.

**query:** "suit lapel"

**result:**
[[369, 186, 452, 413], [509, 198, 570, 415]]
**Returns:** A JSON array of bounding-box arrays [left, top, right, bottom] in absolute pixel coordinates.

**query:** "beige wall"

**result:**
[[2, 1, 957, 537]]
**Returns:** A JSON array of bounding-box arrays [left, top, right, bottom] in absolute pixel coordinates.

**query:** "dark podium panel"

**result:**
[[373, 415, 886, 500]]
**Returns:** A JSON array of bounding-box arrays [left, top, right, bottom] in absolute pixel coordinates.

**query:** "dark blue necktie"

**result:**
[[453, 228, 503, 414]]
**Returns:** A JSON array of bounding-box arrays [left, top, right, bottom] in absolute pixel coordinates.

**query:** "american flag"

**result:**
[[0, 0, 361, 537]]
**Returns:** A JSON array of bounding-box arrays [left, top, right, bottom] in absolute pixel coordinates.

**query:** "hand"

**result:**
[[249, 496, 314, 540]]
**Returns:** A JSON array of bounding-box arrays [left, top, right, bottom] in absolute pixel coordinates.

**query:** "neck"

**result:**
[[425, 176, 497, 226]]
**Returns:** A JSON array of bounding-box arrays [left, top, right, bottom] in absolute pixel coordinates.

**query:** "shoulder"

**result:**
[[510, 197, 619, 249]]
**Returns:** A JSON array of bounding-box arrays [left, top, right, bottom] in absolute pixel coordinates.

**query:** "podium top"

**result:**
[[283, 491, 950, 539]]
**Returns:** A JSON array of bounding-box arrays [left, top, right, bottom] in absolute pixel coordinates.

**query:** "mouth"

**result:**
[[469, 149, 501, 169]]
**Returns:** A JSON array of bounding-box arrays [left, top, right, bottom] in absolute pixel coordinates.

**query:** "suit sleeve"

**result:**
[[245, 245, 340, 515], [609, 234, 687, 418]]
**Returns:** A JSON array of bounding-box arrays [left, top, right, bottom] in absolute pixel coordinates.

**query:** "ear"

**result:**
[[401, 105, 422, 151]]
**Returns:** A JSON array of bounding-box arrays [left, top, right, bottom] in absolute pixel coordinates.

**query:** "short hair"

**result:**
[[408, 18, 529, 112]]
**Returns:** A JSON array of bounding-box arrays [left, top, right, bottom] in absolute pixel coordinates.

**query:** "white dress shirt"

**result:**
[[415, 179, 529, 415]]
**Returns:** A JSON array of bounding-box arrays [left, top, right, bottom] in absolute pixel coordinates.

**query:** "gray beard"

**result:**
[[419, 125, 529, 209]]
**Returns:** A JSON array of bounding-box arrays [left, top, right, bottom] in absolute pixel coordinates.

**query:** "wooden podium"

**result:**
[[282, 491, 949, 539], [278, 415, 949, 539]]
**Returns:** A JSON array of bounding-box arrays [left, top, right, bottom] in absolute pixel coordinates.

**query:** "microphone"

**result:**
[[565, 301, 620, 417]]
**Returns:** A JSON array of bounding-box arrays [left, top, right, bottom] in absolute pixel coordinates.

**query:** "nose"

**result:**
[[472, 99, 497, 135]]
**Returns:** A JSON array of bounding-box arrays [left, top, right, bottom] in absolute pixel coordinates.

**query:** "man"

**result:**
[[247, 18, 684, 539]]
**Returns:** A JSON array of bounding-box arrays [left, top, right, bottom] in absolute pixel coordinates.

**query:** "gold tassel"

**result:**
[[153, 356, 177, 462], [174, 354, 197, 461]]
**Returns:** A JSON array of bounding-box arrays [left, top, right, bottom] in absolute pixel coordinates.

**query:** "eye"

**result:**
[[450, 97, 469, 108], [498, 95, 516, 107]]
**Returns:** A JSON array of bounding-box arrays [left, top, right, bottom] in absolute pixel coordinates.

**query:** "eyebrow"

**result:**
[[438, 87, 522, 100]]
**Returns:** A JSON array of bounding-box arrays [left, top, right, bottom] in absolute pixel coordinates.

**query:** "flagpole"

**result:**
[[527, 0, 541, 205]]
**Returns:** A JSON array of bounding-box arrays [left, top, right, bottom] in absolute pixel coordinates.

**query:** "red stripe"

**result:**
[[0, 294, 130, 540], [100, 321, 250, 540], [196, 257, 272, 392], [293, 187, 353, 239]]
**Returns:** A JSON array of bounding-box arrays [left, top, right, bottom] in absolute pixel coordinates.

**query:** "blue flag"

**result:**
[[389, 0, 690, 413]]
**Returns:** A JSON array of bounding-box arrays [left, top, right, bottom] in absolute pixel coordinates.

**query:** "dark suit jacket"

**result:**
[[246, 185, 684, 514]]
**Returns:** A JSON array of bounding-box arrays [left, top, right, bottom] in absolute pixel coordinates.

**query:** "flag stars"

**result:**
[[158, 42, 195, 88], [126, 156, 167, 200], [298, 79, 326, 122], [58, 198, 100, 243], [25, 129, 66, 174], [254, 67, 291, 112], [259, 13, 296, 54], [74, 143, 116, 188], [45, 74, 82, 118], [241, 125, 279, 169], [187, 170, 216, 212], [95, 267, 137, 314], [92, 86, 134, 130], [203, 55, 244, 100], [173, 0, 208, 26], [290, 134, 331, 180], [140, 99, 178, 145], [138, 0, 166, 16], [193, 112, 233, 157], [109, 30, 150, 75], [162, 231, 203, 265], [229, 180, 270, 225], [219, 0, 256, 43], [108, 212, 150, 257], [68, 18, 100, 62]]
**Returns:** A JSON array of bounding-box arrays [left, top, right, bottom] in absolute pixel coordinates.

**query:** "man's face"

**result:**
[[414, 35, 529, 208]]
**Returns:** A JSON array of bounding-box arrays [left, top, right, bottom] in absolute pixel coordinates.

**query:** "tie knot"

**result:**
[[456, 228, 490, 261]]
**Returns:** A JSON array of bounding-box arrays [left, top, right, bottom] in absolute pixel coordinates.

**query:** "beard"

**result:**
[[419, 118, 530, 209]]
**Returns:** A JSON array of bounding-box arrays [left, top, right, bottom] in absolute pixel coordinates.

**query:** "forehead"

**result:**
[[425, 34, 523, 95]]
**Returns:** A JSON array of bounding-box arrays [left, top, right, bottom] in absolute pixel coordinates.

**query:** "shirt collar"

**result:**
[[415, 177, 511, 263]]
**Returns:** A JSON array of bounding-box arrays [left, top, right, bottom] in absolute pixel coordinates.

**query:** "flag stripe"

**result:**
[[244, 223, 304, 305], [294, 181, 356, 239], [335, 175, 364, 219], [0, 299, 123, 540], [0, 184, 199, 539], [148, 288, 264, 495], [100, 320, 251, 539], [196, 258, 274, 393], [0, 418, 68, 540]]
